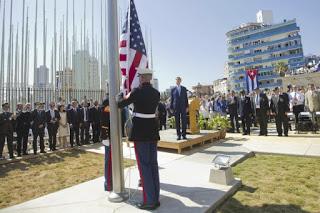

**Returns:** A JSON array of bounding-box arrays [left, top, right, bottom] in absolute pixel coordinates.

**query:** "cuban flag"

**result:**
[[246, 69, 259, 93]]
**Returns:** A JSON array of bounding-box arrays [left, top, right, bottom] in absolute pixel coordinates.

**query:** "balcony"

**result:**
[[228, 35, 301, 54], [231, 53, 304, 68], [230, 44, 302, 61], [230, 23, 300, 46]]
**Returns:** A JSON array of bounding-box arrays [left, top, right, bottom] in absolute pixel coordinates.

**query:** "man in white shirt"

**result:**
[[289, 85, 305, 124]]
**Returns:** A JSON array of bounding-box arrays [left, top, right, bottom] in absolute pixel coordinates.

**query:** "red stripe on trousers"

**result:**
[[119, 54, 127, 61], [134, 142, 147, 204], [128, 52, 143, 89], [107, 145, 112, 191]]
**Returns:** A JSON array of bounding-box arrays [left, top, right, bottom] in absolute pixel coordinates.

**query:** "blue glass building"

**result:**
[[226, 16, 304, 92]]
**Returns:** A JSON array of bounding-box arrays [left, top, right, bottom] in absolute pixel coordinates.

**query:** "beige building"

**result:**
[[213, 78, 229, 94], [192, 83, 214, 97], [282, 72, 320, 89]]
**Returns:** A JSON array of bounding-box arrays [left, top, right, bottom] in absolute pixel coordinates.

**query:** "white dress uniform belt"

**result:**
[[133, 112, 156, 119]]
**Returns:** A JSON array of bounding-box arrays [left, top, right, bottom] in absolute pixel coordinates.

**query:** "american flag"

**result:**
[[119, 0, 148, 93]]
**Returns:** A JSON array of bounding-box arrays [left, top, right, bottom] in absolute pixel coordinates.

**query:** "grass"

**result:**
[[217, 154, 320, 213], [0, 149, 135, 209]]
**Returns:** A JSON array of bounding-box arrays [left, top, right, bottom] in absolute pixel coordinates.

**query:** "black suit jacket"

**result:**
[[31, 110, 46, 130], [0, 112, 14, 134], [170, 86, 188, 112], [80, 107, 90, 123], [89, 106, 100, 124], [46, 109, 61, 128], [67, 108, 82, 127], [227, 96, 239, 114], [270, 94, 290, 115]]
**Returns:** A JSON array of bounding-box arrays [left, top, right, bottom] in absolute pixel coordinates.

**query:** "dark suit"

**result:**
[[15, 110, 26, 156], [90, 106, 101, 143], [31, 109, 46, 153], [0, 112, 14, 158], [227, 96, 240, 132], [239, 96, 253, 134], [252, 93, 269, 135], [67, 108, 82, 147], [80, 107, 90, 144], [46, 109, 61, 150], [170, 86, 188, 138], [270, 94, 290, 136], [21, 111, 32, 155], [158, 102, 167, 130]]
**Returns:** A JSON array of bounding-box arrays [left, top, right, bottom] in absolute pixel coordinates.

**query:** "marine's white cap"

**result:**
[[137, 68, 153, 75]]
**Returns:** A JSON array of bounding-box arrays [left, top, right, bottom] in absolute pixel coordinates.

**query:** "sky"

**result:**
[[1, 0, 320, 91]]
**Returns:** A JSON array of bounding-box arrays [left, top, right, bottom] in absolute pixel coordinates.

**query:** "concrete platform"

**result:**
[[157, 129, 224, 154]]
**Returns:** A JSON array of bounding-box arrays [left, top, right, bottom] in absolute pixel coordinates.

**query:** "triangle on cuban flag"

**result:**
[[246, 69, 259, 93]]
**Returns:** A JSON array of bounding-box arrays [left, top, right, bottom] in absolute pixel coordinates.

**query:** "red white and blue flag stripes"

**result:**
[[246, 69, 259, 93], [119, 0, 148, 94]]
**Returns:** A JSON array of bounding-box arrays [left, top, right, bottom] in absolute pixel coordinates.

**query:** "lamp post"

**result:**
[[106, 0, 128, 202]]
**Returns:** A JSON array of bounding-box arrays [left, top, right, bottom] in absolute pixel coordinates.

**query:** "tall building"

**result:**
[[56, 68, 74, 90], [213, 78, 229, 94], [151, 78, 159, 91], [34, 65, 49, 88], [73, 50, 100, 90], [226, 11, 304, 92]]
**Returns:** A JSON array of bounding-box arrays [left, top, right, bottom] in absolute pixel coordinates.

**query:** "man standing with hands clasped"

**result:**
[[117, 68, 160, 210], [170, 76, 189, 140]]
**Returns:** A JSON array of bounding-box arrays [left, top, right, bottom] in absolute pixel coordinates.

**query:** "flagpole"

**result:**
[[126, 0, 131, 94], [21, 0, 25, 87], [106, 0, 128, 202], [0, 0, 6, 103]]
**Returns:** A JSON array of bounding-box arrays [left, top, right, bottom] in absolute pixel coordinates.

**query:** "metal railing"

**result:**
[[0, 86, 106, 108]]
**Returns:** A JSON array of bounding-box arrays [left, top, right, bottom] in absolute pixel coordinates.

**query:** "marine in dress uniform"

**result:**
[[100, 97, 112, 191], [117, 68, 160, 210], [0, 103, 15, 159]]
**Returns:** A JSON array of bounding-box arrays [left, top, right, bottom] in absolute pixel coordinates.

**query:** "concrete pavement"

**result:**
[[1, 130, 319, 213]]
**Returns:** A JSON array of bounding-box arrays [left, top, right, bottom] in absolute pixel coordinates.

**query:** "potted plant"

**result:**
[[208, 115, 231, 138]]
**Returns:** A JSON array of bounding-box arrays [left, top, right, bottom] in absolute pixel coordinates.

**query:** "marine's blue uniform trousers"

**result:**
[[104, 145, 112, 191], [134, 141, 160, 205]]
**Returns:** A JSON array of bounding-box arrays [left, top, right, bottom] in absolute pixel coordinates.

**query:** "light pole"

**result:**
[[106, 0, 128, 202]]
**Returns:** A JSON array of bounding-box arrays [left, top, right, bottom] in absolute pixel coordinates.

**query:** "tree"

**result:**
[[275, 61, 288, 77]]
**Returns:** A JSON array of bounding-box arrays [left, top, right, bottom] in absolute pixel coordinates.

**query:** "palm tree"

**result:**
[[275, 61, 288, 77]]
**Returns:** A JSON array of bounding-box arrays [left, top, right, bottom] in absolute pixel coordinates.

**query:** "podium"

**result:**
[[188, 97, 201, 134]]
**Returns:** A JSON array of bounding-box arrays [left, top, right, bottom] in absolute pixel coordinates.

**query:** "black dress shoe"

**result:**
[[278, 134, 282, 137], [284, 134, 288, 137], [17, 153, 22, 157], [182, 136, 187, 140], [23, 152, 29, 155], [242, 133, 248, 135], [40, 151, 46, 154], [177, 136, 181, 140], [136, 203, 159, 210]]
